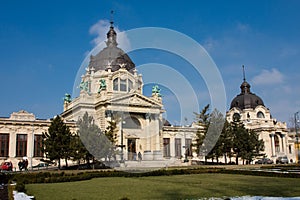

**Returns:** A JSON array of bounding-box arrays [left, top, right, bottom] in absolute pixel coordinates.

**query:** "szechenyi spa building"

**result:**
[[0, 22, 297, 169]]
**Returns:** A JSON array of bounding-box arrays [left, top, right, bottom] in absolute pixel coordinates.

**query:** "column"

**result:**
[[143, 113, 152, 160], [27, 125, 34, 169], [170, 136, 175, 158], [153, 114, 163, 160], [155, 115, 160, 150], [280, 134, 286, 154], [145, 113, 151, 151], [269, 134, 275, 157], [9, 130, 16, 158], [183, 135, 186, 158]]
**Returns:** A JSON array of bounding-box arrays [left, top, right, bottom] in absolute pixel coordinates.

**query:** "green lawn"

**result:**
[[26, 173, 300, 200]]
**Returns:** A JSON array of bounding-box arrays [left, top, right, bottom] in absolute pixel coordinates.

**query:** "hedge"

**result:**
[[1, 166, 299, 192]]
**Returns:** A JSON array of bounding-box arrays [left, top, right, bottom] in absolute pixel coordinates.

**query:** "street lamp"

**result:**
[[117, 115, 126, 163], [183, 131, 189, 163], [183, 118, 189, 163], [30, 123, 34, 170], [295, 111, 300, 163]]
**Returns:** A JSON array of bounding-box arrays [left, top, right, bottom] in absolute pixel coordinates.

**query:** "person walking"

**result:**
[[138, 152, 142, 162], [18, 160, 23, 171], [24, 159, 28, 171]]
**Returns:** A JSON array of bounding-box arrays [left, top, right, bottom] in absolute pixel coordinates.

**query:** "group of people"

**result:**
[[18, 159, 28, 171]]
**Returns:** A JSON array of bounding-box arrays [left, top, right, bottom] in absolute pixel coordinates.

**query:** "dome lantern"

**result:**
[[87, 12, 135, 74], [230, 66, 265, 110]]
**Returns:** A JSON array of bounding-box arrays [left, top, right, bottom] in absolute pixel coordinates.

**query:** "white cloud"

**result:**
[[89, 20, 110, 46], [89, 19, 131, 51], [279, 47, 298, 58], [203, 37, 218, 52], [252, 68, 284, 85], [236, 22, 251, 33]]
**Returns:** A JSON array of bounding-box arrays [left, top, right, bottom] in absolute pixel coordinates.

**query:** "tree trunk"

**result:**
[[65, 158, 68, 168], [58, 159, 61, 169], [92, 157, 95, 170]]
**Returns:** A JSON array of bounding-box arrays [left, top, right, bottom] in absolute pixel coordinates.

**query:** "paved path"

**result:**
[[0, 185, 8, 200]]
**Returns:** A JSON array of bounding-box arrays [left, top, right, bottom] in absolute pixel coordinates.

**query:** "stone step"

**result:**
[[115, 158, 189, 171]]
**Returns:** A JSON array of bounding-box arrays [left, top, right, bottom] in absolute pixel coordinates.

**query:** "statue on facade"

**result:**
[[98, 79, 107, 93], [63, 93, 72, 103], [79, 80, 90, 94], [152, 85, 162, 97]]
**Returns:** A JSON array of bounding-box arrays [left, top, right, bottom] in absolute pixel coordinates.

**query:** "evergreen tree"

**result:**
[[231, 120, 264, 165], [194, 104, 210, 157], [42, 115, 72, 169], [104, 119, 118, 161], [205, 109, 226, 163], [231, 120, 247, 164], [77, 112, 112, 163], [220, 120, 234, 164], [244, 129, 265, 164], [104, 120, 118, 144], [70, 134, 90, 166]]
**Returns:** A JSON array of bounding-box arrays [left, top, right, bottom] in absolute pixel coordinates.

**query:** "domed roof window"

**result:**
[[113, 77, 134, 92], [257, 111, 265, 118], [233, 113, 241, 122], [123, 117, 141, 129]]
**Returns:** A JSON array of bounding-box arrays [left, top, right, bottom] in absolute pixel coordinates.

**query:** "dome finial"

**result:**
[[106, 10, 117, 47], [242, 65, 246, 82], [110, 10, 114, 28], [240, 65, 251, 94]]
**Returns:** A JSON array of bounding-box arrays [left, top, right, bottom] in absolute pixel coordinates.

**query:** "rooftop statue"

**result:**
[[98, 79, 107, 93], [63, 93, 72, 103], [152, 85, 162, 97], [79, 80, 90, 94]]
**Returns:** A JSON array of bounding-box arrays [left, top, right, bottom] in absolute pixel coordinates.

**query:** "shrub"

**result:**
[[15, 181, 26, 193]]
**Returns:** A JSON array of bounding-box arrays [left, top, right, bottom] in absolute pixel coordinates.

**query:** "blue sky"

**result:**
[[0, 1, 300, 126]]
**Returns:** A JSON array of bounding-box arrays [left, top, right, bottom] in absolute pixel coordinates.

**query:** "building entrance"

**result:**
[[127, 139, 136, 160]]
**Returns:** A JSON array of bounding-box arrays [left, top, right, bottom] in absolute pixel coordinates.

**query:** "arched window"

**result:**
[[274, 135, 280, 153], [289, 145, 292, 154], [123, 117, 141, 129], [128, 79, 133, 91], [233, 113, 240, 122], [113, 78, 119, 91], [257, 111, 265, 118], [120, 79, 127, 91], [112, 78, 134, 92]]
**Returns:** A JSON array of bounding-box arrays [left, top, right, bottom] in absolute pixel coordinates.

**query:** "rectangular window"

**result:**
[[0, 133, 9, 157], [163, 138, 170, 157], [128, 79, 133, 92], [120, 79, 127, 91], [34, 135, 43, 157], [16, 134, 27, 157], [175, 138, 181, 158], [185, 138, 192, 156]]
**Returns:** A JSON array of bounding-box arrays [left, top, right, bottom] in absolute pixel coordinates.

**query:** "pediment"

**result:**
[[9, 110, 36, 121], [107, 93, 162, 108]]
